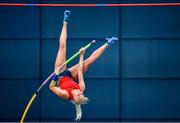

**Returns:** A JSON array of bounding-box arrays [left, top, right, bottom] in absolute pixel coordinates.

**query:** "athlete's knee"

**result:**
[[59, 38, 67, 47], [59, 42, 66, 49], [86, 57, 93, 66], [83, 60, 91, 71]]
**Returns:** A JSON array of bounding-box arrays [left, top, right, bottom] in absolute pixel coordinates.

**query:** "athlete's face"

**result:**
[[73, 89, 84, 104]]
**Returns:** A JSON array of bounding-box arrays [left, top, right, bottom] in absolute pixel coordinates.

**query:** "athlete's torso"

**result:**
[[58, 76, 80, 100]]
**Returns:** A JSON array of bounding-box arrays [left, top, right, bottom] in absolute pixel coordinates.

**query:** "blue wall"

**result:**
[[120, 0, 180, 121], [0, 0, 180, 122]]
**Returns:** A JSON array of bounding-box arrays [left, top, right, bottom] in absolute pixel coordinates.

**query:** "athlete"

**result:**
[[49, 10, 118, 121]]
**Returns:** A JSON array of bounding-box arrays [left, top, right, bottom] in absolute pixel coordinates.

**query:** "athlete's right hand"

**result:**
[[79, 47, 85, 55]]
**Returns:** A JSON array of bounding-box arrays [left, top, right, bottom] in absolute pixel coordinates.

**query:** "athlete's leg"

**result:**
[[54, 10, 71, 72], [69, 43, 109, 79], [50, 10, 71, 94], [69, 37, 118, 79]]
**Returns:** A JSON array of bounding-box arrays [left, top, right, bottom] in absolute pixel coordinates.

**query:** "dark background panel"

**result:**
[[121, 7, 180, 38], [0, 80, 40, 122], [41, 40, 119, 79], [121, 80, 180, 121], [121, 40, 180, 78], [0, 40, 39, 79], [0, 7, 39, 39], [158, 40, 180, 77], [41, 79, 120, 121], [149, 40, 180, 78], [83, 79, 120, 120], [121, 40, 149, 78], [41, 7, 119, 38]]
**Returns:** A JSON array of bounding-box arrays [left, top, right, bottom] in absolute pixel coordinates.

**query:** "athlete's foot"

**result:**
[[105, 37, 119, 46], [64, 10, 71, 23]]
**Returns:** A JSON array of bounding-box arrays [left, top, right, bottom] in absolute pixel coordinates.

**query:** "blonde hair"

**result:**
[[72, 96, 89, 121]]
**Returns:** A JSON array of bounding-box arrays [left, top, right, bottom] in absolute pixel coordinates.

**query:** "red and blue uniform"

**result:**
[[57, 70, 80, 100]]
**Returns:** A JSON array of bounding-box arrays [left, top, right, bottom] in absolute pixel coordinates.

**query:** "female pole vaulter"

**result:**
[[49, 10, 118, 121]]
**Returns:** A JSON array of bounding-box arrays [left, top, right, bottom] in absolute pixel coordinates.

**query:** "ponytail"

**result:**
[[71, 96, 89, 121], [75, 104, 82, 121]]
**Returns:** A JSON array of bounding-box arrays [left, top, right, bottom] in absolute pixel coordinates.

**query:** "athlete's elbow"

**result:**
[[49, 85, 53, 91], [82, 85, 85, 91], [49, 81, 54, 90], [80, 84, 85, 92]]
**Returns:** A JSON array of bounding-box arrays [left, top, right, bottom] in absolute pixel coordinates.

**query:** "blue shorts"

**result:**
[[55, 69, 74, 87], [59, 69, 73, 79]]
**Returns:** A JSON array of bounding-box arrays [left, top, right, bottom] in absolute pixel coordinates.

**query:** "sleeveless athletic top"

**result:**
[[58, 76, 80, 100]]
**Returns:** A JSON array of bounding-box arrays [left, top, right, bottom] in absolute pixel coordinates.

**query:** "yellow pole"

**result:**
[[20, 94, 37, 123]]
